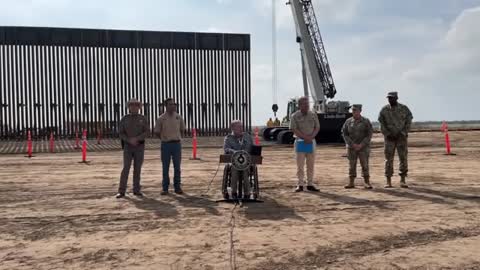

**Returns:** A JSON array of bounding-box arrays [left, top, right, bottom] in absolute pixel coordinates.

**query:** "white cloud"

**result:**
[[204, 26, 233, 33], [312, 0, 360, 23], [403, 6, 480, 81], [250, 0, 290, 29], [251, 0, 360, 30], [336, 57, 400, 82], [252, 64, 273, 82], [445, 6, 480, 49]]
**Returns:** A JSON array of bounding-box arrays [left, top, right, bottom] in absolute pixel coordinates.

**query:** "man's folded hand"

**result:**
[[386, 135, 397, 141], [128, 138, 139, 146]]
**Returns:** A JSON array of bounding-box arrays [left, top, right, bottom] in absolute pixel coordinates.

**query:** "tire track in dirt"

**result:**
[[251, 225, 480, 270]]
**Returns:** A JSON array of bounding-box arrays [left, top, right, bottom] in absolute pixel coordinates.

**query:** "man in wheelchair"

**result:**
[[223, 120, 255, 200]]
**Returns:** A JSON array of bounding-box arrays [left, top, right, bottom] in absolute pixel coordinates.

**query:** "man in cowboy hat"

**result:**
[[116, 98, 150, 198], [378, 91, 413, 188], [342, 104, 374, 189]]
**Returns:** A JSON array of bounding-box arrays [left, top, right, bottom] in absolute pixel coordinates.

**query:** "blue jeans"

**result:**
[[161, 142, 182, 191]]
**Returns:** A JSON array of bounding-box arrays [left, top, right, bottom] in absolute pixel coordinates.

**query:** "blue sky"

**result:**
[[1, 0, 480, 124]]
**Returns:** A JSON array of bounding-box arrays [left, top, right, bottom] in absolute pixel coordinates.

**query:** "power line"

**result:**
[[272, 0, 278, 107]]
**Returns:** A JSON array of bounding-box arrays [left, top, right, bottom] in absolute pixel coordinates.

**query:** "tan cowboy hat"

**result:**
[[127, 98, 142, 107]]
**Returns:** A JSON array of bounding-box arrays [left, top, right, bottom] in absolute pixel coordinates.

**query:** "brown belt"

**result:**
[[162, 140, 180, 143]]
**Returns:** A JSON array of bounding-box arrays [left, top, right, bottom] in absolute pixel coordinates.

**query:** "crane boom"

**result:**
[[289, 0, 337, 108]]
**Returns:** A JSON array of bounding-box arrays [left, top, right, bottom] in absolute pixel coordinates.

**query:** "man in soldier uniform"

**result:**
[[378, 91, 413, 188], [342, 104, 373, 189], [116, 98, 150, 198], [290, 96, 320, 192], [224, 120, 253, 199], [154, 98, 186, 195]]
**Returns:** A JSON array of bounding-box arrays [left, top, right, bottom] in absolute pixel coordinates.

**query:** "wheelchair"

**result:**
[[220, 150, 261, 201]]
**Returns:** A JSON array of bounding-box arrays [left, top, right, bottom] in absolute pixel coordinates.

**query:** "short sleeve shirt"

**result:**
[[154, 112, 186, 141], [290, 110, 320, 136]]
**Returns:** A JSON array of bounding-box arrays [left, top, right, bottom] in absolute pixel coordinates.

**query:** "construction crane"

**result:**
[[263, 0, 351, 144]]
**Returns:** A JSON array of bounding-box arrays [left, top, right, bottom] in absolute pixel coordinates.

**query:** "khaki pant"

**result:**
[[384, 136, 408, 177], [295, 140, 316, 186], [348, 148, 370, 178], [231, 167, 250, 195]]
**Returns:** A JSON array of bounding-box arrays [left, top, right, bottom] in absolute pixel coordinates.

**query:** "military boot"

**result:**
[[363, 177, 373, 189], [400, 176, 409, 188], [384, 177, 393, 188], [344, 177, 355, 189]]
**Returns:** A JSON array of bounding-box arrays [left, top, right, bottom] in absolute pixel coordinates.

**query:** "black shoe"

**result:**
[[174, 189, 184, 195], [294, 186, 304, 192], [307, 186, 320, 192], [364, 185, 373, 190], [160, 190, 169, 195], [115, 193, 125, 199], [133, 192, 144, 197]]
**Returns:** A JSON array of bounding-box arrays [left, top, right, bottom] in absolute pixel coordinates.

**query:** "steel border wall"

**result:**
[[0, 26, 251, 139]]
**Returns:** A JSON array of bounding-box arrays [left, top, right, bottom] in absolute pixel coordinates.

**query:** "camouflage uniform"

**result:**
[[342, 113, 373, 187], [378, 93, 413, 186], [118, 109, 150, 195]]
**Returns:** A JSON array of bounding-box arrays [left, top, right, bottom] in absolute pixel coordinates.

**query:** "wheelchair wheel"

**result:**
[[237, 173, 243, 199], [248, 166, 255, 198], [222, 165, 231, 199], [252, 165, 260, 200]]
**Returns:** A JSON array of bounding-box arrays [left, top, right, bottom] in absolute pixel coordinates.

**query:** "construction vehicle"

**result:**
[[263, 0, 351, 144]]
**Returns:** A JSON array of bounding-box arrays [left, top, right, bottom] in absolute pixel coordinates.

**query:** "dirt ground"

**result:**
[[1, 131, 479, 270]]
